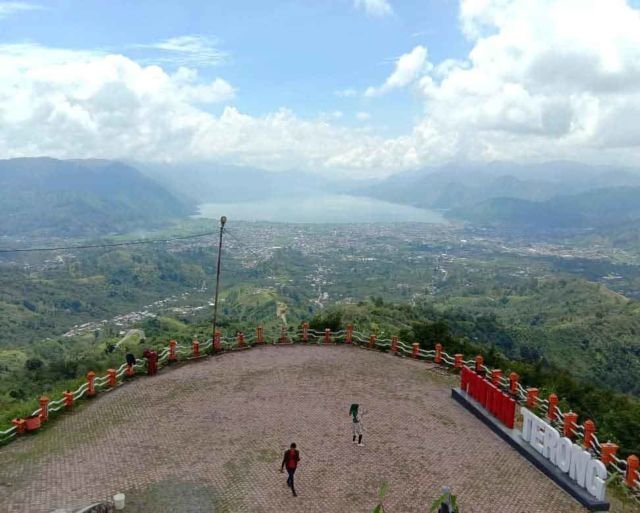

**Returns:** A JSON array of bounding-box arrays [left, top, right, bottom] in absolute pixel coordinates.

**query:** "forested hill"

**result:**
[[0, 158, 193, 237], [449, 187, 640, 230]]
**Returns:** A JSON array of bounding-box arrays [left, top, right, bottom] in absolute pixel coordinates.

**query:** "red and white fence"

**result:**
[[1, 323, 638, 502]]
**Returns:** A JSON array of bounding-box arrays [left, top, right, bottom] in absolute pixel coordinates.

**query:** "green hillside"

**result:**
[[0, 158, 193, 237], [450, 187, 640, 230]]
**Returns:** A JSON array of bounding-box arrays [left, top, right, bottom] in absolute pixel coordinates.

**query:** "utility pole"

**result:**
[[212, 215, 227, 352]]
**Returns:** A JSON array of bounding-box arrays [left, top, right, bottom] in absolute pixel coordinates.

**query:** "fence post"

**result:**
[[214, 330, 221, 352], [391, 336, 398, 354], [38, 396, 49, 422], [11, 419, 26, 434], [454, 354, 463, 368], [411, 343, 419, 358], [87, 371, 96, 397], [192, 340, 200, 358], [601, 442, 619, 465], [526, 388, 539, 409], [435, 343, 442, 364], [346, 324, 353, 344], [547, 393, 558, 422], [324, 328, 331, 344], [368, 335, 376, 349], [626, 455, 639, 487], [280, 326, 288, 344], [169, 340, 177, 362], [491, 369, 503, 387], [63, 390, 74, 409], [107, 369, 117, 388], [257, 326, 264, 344], [237, 332, 245, 348], [302, 322, 309, 342], [563, 412, 578, 438], [509, 372, 519, 394], [475, 355, 484, 373], [583, 420, 596, 450]]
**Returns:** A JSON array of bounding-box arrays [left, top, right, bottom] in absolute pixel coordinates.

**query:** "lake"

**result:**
[[196, 194, 446, 224]]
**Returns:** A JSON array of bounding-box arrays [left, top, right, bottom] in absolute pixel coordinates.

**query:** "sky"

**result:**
[[1, 0, 640, 178]]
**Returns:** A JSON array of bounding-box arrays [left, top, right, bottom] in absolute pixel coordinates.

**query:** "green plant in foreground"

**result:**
[[372, 481, 389, 513], [429, 487, 459, 513]]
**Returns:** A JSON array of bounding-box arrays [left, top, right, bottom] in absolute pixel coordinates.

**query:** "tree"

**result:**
[[25, 358, 43, 371], [309, 310, 343, 332]]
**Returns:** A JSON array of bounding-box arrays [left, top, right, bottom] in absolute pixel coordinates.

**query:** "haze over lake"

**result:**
[[196, 194, 446, 224]]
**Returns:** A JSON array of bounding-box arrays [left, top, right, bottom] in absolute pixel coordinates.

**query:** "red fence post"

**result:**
[[526, 388, 539, 409], [63, 390, 74, 408], [346, 324, 353, 344], [475, 355, 484, 373], [454, 354, 463, 369], [583, 420, 596, 450], [192, 340, 200, 357], [601, 442, 619, 465], [391, 336, 398, 354], [214, 330, 221, 352], [435, 343, 442, 364], [626, 455, 639, 487], [107, 369, 117, 388], [509, 372, 519, 395], [169, 340, 177, 361], [491, 369, 503, 387], [547, 393, 558, 422], [38, 396, 49, 422], [412, 343, 419, 358], [324, 328, 331, 344], [11, 418, 26, 434], [237, 332, 245, 348], [368, 335, 376, 349], [563, 412, 578, 438], [256, 326, 264, 344], [86, 371, 96, 397], [302, 322, 309, 342]]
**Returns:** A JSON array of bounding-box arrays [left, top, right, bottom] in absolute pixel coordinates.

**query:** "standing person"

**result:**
[[280, 443, 300, 497], [350, 403, 365, 446]]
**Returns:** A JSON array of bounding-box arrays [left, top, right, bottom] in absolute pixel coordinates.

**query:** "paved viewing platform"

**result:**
[[0, 345, 588, 512]]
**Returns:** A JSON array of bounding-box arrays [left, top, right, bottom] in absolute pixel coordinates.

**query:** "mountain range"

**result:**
[[353, 161, 640, 232], [355, 161, 640, 210], [0, 158, 192, 238]]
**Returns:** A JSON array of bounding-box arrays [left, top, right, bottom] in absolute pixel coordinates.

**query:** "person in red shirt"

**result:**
[[280, 442, 300, 497]]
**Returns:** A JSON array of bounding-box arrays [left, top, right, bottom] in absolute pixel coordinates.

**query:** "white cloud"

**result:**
[[365, 46, 429, 97], [356, 111, 371, 121], [356, 0, 640, 169], [4, 1, 640, 178], [0, 2, 40, 19], [354, 0, 393, 17], [0, 43, 390, 178], [136, 35, 228, 67]]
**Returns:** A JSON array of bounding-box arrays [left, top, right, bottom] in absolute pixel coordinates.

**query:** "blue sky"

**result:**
[[2, 0, 640, 176], [0, 0, 467, 133]]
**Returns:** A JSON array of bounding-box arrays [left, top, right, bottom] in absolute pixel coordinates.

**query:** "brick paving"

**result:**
[[0, 345, 589, 513]]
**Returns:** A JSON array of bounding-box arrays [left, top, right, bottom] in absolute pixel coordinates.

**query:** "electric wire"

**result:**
[[0, 230, 219, 254]]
